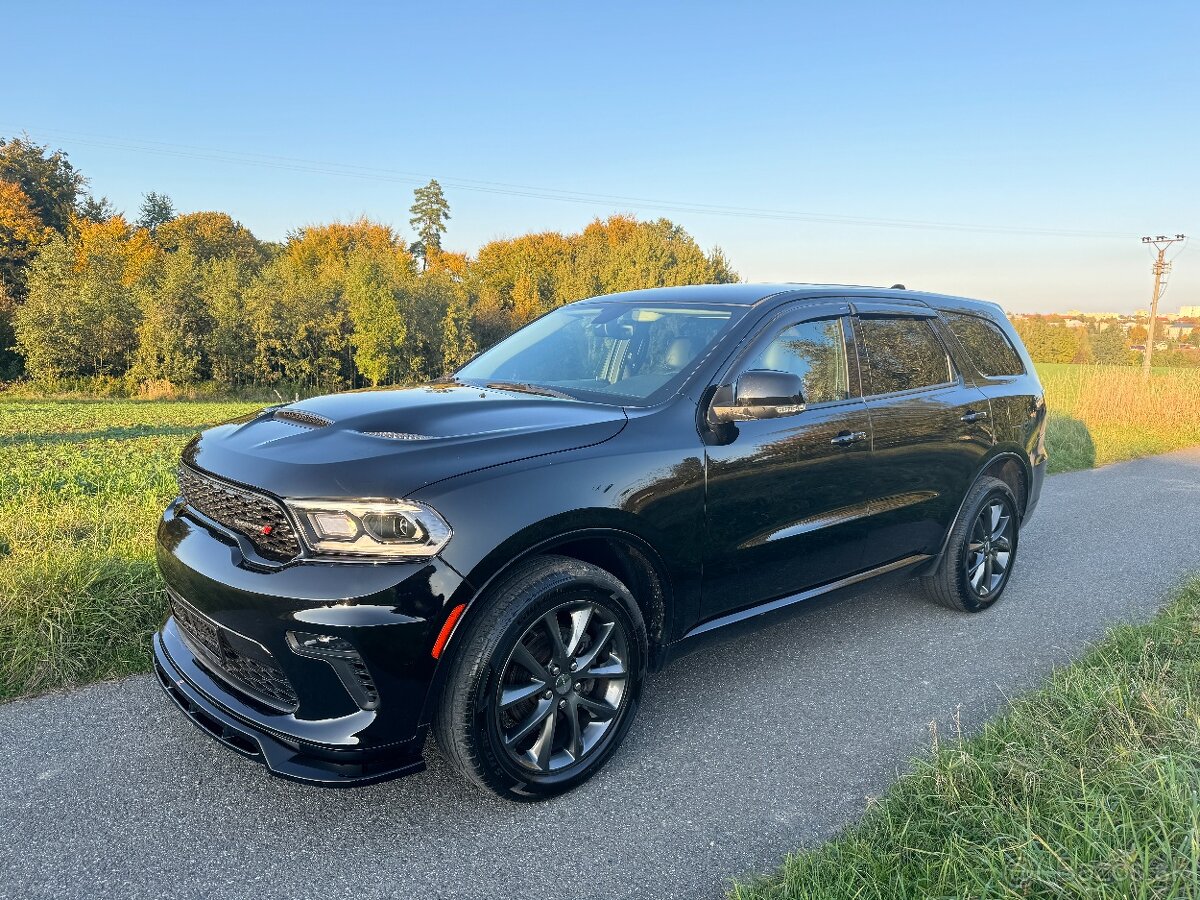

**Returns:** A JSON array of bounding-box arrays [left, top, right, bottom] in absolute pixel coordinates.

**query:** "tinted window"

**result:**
[[456, 303, 736, 405], [745, 318, 849, 404], [940, 312, 1024, 377], [855, 317, 953, 396]]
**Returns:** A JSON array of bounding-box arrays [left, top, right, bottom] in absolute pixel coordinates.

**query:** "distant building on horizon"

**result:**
[[1180, 305, 1200, 318]]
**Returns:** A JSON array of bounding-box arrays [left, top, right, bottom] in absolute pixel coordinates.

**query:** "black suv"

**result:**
[[154, 284, 1047, 799]]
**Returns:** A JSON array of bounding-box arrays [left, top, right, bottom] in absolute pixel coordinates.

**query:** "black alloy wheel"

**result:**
[[495, 601, 630, 774], [434, 555, 646, 800], [964, 496, 1015, 599], [921, 475, 1020, 613]]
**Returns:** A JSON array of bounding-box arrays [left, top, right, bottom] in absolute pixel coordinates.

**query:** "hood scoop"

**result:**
[[274, 408, 333, 429]]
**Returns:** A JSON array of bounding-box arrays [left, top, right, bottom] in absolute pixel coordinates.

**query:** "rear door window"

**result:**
[[854, 317, 954, 396], [940, 312, 1025, 377]]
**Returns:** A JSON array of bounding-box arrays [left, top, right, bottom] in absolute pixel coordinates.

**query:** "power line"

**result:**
[[7, 124, 1140, 240]]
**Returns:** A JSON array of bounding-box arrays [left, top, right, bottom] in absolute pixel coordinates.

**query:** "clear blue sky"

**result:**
[[4, 1, 1198, 312]]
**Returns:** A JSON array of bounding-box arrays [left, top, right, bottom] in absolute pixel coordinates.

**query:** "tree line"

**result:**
[[0, 136, 737, 392], [1011, 316, 1200, 367]]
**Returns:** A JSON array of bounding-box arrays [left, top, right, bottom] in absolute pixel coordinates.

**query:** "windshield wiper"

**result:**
[[484, 381, 573, 400]]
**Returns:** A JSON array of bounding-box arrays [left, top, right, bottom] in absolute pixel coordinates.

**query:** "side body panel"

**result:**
[[850, 307, 995, 563]]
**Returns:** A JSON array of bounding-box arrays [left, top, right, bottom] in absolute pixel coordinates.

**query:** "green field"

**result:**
[[0, 399, 257, 699], [730, 577, 1200, 900], [1, 361, 1198, 699]]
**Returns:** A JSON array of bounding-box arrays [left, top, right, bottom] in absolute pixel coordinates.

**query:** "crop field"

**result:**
[[1038, 363, 1200, 473], [0, 399, 258, 700], [1, 362, 1198, 700]]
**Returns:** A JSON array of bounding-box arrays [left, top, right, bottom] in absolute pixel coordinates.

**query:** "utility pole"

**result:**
[[1140, 234, 1187, 377]]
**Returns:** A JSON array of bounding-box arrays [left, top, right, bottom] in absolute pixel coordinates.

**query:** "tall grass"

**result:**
[[1037, 364, 1200, 472], [731, 578, 1200, 900]]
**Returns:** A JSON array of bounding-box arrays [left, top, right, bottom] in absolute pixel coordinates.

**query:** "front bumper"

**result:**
[[154, 499, 472, 785], [155, 621, 425, 785]]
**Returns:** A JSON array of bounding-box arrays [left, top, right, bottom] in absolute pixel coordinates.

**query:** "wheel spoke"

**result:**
[[585, 655, 627, 680], [530, 707, 558, 770], [565, 699, 584, 759], [972, 518, 988, 543], [981, 554, 993, 592], [577, 694, 619, 721], [969, 558, 986, 589], [565, 604, 594, 657], [992, 536, 1012, 553], [510, 641, 550, 682], [505, 697, 554, 747], [500, 680, 546, 710], [988, 502, 1001, 533], [542, 610, 569, 662], [991, 514, 1011, 541], [993, 550, 1010, 573]]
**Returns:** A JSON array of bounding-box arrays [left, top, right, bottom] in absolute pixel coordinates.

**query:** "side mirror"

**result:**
[[710, 370, 806, 422]]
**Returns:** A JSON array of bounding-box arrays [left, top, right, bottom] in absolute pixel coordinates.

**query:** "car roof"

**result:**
[[575, 283, 1005, 316]]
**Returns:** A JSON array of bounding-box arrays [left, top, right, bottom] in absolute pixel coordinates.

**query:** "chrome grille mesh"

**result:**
[[274, 409, 332, 428], [176, 464, 300, 562]]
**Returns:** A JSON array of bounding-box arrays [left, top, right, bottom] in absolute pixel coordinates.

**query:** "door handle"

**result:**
[[960, 410, 989, 424], [830, 430, 868, 447]]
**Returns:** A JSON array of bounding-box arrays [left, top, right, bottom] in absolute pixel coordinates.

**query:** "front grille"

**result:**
[[177, 464, 300, 562], [170, 593, 299, 713]]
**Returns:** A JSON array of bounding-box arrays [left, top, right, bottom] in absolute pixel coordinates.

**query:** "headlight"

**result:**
[[285, 498, 451, 559]]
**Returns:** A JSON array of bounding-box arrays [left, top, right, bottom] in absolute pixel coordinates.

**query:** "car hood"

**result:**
[[183, 384, 628, 499]]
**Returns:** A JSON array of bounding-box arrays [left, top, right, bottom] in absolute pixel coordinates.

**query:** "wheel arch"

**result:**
[[920, 448, 1031, 575], [418, 521, 676, 727]]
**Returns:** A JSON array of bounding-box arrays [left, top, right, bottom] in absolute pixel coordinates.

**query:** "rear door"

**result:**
[[701, 303, 876, 619], [849, 303, 994, 567]]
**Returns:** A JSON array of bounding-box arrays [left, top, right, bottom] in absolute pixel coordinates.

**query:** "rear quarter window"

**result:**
[[940, 311, 1025, 377]]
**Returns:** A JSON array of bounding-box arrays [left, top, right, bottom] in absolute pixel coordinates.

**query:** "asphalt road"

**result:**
[[3, 448, 1199, 900]]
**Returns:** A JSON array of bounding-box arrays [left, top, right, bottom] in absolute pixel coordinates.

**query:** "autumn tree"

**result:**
[[155, 211, 264, 266], [131, 248, 212, 385], [137, 192, 175, 233], [1092, 325, 1133, 365], [440, 291, 478, 374], [14, 218, 150, 380], [0, 180, 50, 298], [409, 179, 451, 271], [1012, 318, 1085, 364], [467, 230, 573, 345], [345, 246, 413, 386], [202, 255, 259, 387], [249, 219, 413, 389], [0, 136, 84, 235]]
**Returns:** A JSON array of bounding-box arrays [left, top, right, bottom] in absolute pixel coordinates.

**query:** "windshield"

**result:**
[[456, 302, 739, 405]]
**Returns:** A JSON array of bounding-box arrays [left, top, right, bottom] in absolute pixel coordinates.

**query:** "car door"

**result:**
[[700, 303, 876, 620], [850, 304, 994, 567]]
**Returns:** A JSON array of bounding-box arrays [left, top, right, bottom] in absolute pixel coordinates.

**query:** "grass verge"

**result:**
[[730, 578, 1200, 900]]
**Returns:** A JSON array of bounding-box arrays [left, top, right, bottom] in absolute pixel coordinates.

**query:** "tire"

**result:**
[[921, 476, 1020, 613], [433, 554, 647, 801]]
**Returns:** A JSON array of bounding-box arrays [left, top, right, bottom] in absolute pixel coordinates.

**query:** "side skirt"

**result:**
[[667, 553, 931, 660]]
